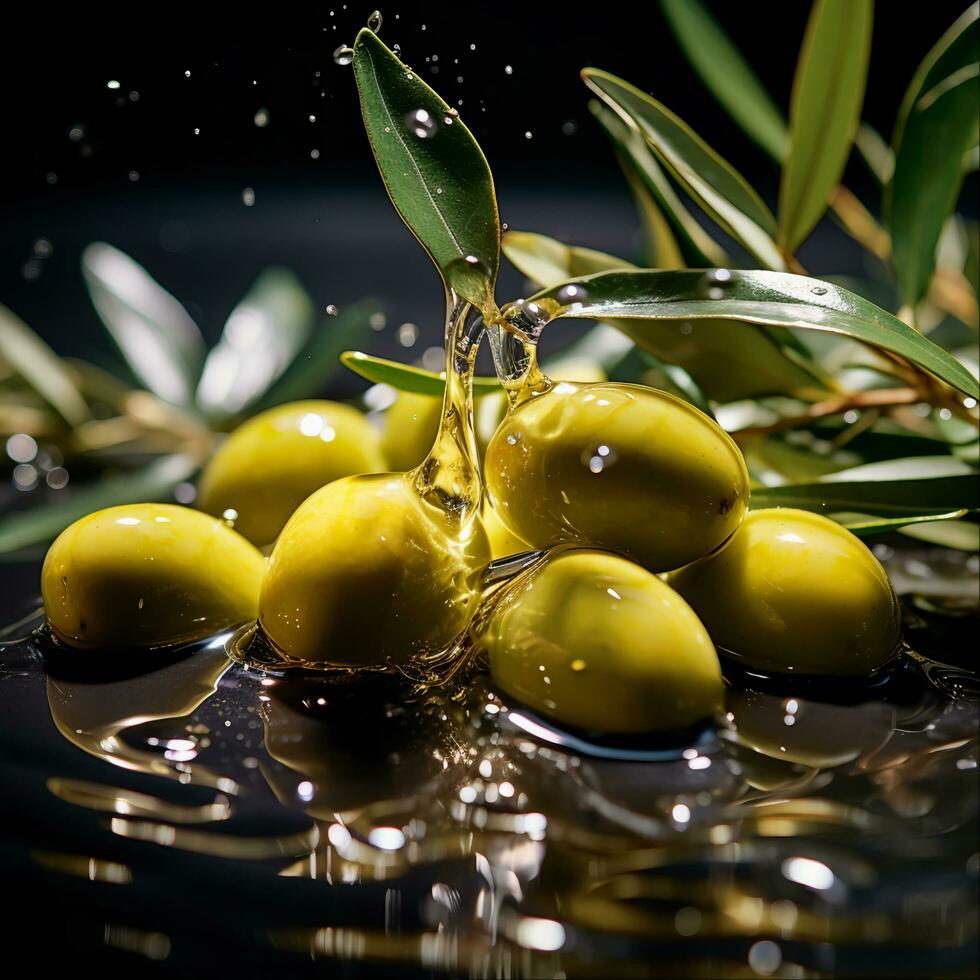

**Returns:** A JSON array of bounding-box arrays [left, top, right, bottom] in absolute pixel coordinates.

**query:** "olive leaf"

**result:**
[[887, 4, 980, 308], [899, 517, 979, 550], [81, 243, 207, 409], [252, 299, 384, 413], [528, 268, 979, 397], [778, 0, 873, 254], [0, 454, 198, 555], [854, 122, 895, 185], [589, 100, 726, 268], [352, 29, 499, 312], [659, 0, 789, 162], [504, 232, 834, 402], [0, 304, 90, 427], [196, 268, 314, 419], [831, 511, 969, 537], [582, 68, 784, 270], [341, 350, 501, 396]]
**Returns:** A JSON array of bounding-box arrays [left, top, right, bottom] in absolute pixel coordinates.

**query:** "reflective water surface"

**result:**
[[1, 546, 977, 977]]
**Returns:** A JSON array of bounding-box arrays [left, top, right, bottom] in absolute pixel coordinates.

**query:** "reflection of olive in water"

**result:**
[[198, 401, 386, 547], [42, 504, 265, 650], [259, 474, 490, 666], [485, 382, 749, 572], [725, 687, 896, 770], [46, 648, 230, 784], [670, 509, 902, 676], [479, 550, 723, 734], [260, 678, 447, 815]]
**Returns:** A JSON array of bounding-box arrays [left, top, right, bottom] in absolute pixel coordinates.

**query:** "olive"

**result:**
[[485, 382, 749, 572], [259, 473, 490, 667], [42, 504, 265, 650], [379, 391, 442, 472], [669, 508, 902, 676], [479, 549, 723, 733], [198, 400, 386, 546], [483, 500, 532, 559]]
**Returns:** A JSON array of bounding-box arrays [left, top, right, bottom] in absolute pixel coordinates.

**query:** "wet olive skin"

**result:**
[[42, 504, 266, 650], [259, 473, 490, 667], [480, 550, 724, 733], [485, 382, 749, 572], [483, 501, 532, 559], [669, 508, 903, 676], [198, 400, 386, 547]]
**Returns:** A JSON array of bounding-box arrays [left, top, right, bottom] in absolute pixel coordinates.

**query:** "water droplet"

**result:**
[[405, 108, 437, 138], [333, 45, 354, 66], [561, 120, 577, 136], [524, 130, 533, 139], [369, 312, 387, 331], [310, 148, 320, 159], [435, 186, 444, 195], [222, 508, 238, 526], [708, 268, 733, 285], [68, 125, 84, 142], [397, 322, 419, 347], [184, 70, 192, 78], [128, 170, 140, 182], [443, 115, 455, 126], [253, 107, 270, 127], [556, 283, 587, 307], [505, 432, 522, 446], [33, 238, 53, 259], [504, 65, 513, 75], [325, 304, 338, 316], [811, 285, 828, 296], [106, 80, 121, 90], [366, 9, 382, 31], [242, 187, 256, 206]]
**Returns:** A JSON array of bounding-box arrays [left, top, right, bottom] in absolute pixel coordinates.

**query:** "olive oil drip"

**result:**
[[413, 291, 484, 522], [486, 299, 562, 408]]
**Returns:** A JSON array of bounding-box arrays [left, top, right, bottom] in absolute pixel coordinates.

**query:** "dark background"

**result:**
[[1, 1, 976, 370]]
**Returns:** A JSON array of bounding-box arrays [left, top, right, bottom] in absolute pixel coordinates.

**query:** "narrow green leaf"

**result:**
[[82, 243, 207, 408], [341, 351, 500, 396], [582, 68, 784, 270], [778, 0, 873, 253], [529, 268, 979, 397], [887, 4, 980, 307], [590, 101, 729, 267], [659, 0, 789, 161], [0, 454, 198, 554], [751, 474, 977, 517], [252, 300, 383, 412], [504, 230, 832, 402], [899, 517, 980, 549], [196, 268, 314, 418], [0, 304, 90, 427], [831, 510, 969, 536], [352, 29, 499, 311], [503, 231, 634, 286], [854, 122, 895, 184]]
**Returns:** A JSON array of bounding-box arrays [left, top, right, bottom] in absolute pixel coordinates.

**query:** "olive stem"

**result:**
[[731, 387, 921, 442]]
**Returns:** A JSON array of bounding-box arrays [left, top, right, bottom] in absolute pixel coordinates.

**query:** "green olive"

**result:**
[[259, 473, 490, 667], [380, 391, 443, 471], [483, 500, 532, 559], [42, 504, 265, 650], [479, 549, 723, 733], [198, 400, 386, 546], [382, 361, 609, 472], [669, 508, 902, 676], [485, 382, 749, 572]]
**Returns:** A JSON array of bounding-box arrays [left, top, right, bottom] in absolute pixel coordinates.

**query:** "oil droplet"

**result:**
[[397, 322, 419, 347], [325, 304, 339, 316], [222, 508, 238, 526], [504, 65, 513, 75], [253, 107, 270, 127], [571, 659, 586, 672], [367, 9, 382, 31], [443, 115, 455, 126], [333, 45, 354, 66], [581, 444, 617, 474], [405, 108, 437, 138], [556, 283, 587, 306], [242, 188, 256, 207], [811, 285, 828, 296], [106, 80, 121, 90]]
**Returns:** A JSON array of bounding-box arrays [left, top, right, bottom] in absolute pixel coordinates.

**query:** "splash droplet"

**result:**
[[333, 45, 354, 66], [811, 285, 828, 296], [253, 107, 270, 127], [366, 9, 382, 31]]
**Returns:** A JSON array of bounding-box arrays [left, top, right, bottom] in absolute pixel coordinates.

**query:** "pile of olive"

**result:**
[[41, 365, 902, 736]]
